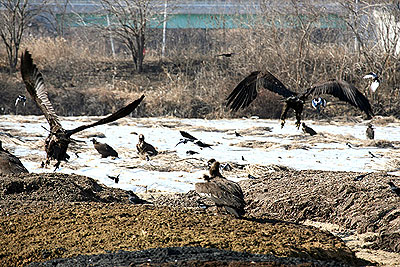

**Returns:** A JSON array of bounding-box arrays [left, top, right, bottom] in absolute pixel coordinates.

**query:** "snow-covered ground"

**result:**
[[1, 115, 399, 193]]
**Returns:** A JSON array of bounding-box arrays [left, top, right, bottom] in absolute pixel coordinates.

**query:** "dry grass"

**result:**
[[1, 2, 400, 119]]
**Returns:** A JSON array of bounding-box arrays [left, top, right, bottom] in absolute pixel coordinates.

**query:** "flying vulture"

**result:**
[[226, 71, 374, 128], [195, 160, 245, 218], [20, 50, 144, 169]]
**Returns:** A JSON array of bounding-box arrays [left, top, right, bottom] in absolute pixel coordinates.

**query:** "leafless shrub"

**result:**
[[1, 1, 400, 119]]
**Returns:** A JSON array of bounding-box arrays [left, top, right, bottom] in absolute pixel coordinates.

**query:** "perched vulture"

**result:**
[[226, 71, 373, 128], [136, 134, 158, 156], [0, 140, 29, 174], [195, 161, 245, 218], [20, 50, 144, 169], [366, 123, 374, 140], [91, 138, 118, 158], [302, 122, 317, 136]]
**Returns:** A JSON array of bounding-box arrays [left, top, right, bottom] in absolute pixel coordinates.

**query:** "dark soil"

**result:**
[[28, 247, 351, 267], [0, 173, 371, 267], [151, 170, 400, 254]]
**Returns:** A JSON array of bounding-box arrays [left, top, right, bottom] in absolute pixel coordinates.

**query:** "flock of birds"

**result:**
[[1, 50, 399, 218]]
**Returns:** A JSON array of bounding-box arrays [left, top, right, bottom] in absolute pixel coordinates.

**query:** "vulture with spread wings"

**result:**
[[20, 50, 145, 169], [226, 71, 374, 128]]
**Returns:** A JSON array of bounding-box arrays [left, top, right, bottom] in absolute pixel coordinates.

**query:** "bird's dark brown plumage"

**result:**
[[0, 140, 29, 174], [21, 50, 144, 169], [366, 124, 374, 140], [195, 161, 245, 218], [226, 70, 374, 128], [91, 138, 118, 158], [136, 134, 158, 156], [302, 123, 317, 136]]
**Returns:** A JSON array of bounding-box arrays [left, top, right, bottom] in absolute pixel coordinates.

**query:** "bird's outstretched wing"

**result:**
[[20, 50, 61, 132], [66, 95, 145, 136], [179, 130, 198, 141], [226, 71, 297, 111], [302, 80, 374, 118]]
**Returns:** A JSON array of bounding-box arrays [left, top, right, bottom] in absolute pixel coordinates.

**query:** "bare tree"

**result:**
[[99, 0, 160, 72], [39, 0, 72, 37], [0, 0, 38, 74]]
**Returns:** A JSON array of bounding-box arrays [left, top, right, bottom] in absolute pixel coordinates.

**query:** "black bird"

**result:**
[[363, 72, 380, 92], [387, 181, 400, 197], [127, 190, 151, 204], [302, 122, 317, 136], [15, 94, 27, 115], [0, 140, 29, 174], [180, 130, 198, 141], [136, 134, 158, 156], [186, 150, 199, 155], [216, 53, 236, 57], [20, 50, 144, 169], [234, 131, 242, 137], [366, 123, 374, 140], [107, 174, 120, 183], [311, 97, 327, 113], [195, 140, 213, 149], [91, 138, 118, 158], [15, 94, 27, 107], [353, 172, 372, 181], [226, 71, 374, 129], [195, 161, 245, 218], [175, 130, 198, 147]]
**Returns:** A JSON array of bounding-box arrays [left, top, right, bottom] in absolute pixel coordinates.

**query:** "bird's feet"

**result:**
[[280, 120, 286, 128], [296, 121, 301, 129]]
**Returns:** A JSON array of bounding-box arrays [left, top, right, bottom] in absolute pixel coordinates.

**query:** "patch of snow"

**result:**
[[1, 115, 399, 193]]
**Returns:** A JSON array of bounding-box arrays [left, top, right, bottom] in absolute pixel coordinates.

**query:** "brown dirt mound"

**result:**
[[148, 169, 400, 254], [0, 173, 366, 267], [0, 173, 129, 204], [239, 170, 400, 253]]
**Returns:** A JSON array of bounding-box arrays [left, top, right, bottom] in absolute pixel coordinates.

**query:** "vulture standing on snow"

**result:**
[[226, 71, 374, 129], [366, 123, 375, 140], [136, 134, 158, 156], [302, 122, 317, 136], [20, 50, 144, 169], [0, 140, 29, 174], [91, 138, 118, 158], [195, 160, 245, 218]]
